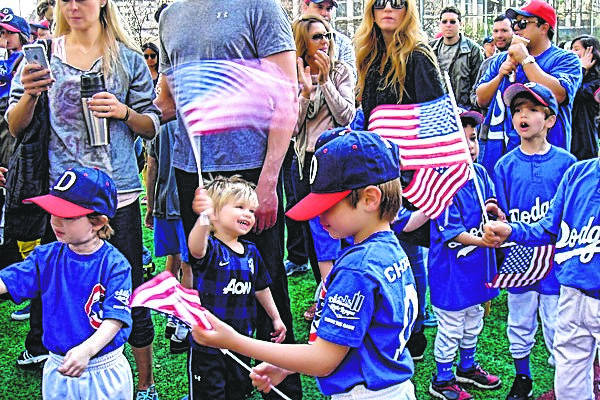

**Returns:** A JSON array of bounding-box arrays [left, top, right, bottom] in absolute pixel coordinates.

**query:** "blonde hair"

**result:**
[[54, 0, 140, 76], [88, 214, 114, 239], [206, 175, 259, 217], [348, 178, 402, 222], [293, 15, 336, 66], [354, 0, 438, 102]]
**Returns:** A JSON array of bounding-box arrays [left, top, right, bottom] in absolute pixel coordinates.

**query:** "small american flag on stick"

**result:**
[[486, 244, 555, 288]]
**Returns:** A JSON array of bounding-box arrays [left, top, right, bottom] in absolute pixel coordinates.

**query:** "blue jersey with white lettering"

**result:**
[[192, 236, 271, 352], [510, 159, 600, 291], [316, 231, 416, 395], [0, 242, 132, 357], [428, 163, 499, 311], [479, 45, 581, 152], [494, 146, 576, 294]]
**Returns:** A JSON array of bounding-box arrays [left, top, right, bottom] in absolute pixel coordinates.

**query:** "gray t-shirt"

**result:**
[[437, 41, 459, 73], [159, 0, 295, 173]]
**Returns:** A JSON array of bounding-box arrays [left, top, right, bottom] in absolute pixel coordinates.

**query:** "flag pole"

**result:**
[[442, 72, 489, 224]]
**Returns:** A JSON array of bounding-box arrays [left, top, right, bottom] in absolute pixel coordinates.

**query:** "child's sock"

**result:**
[[459, 347, 476, 371], [514, 355, 531, 377], [435, 361, 454, 383]]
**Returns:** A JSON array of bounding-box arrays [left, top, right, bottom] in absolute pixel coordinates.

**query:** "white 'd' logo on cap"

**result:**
[[309, 155, 319, 185], [53, 171, 77, 192], [1, 14, 13, 22]]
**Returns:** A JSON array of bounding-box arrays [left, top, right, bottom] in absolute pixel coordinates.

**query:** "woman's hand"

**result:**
[[314, 50, 330, 85], [21, 63, 53, 97], [581, 46, 596, 72], [87, 92, 129, 120], [297, 57, 312, 99]]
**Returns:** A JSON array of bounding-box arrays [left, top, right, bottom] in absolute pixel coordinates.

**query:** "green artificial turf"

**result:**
[[0, 204, 556, 399]]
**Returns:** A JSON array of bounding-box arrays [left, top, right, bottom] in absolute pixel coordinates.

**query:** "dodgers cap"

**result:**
[[287, 130, 400, 221], [0, 13, 31, 37], [25, 167, 118, 218], [503, 82, 558, 115]]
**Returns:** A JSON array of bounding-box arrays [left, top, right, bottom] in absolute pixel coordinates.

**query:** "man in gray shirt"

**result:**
[[155, 1, 302, 398]]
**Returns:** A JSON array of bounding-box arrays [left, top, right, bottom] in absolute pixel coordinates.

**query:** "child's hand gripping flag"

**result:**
[[129, 271, 212, 330], [129, 271, 292, 400]]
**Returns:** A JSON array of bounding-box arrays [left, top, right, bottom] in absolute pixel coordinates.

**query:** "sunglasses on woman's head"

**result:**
[[373, 0, 407, 10], [144, 53, 157, 59], [311, 32, 334, 41]]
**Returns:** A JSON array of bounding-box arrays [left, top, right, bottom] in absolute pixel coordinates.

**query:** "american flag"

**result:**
[[486, 244, 555, 288], [403, 164, 472, 219], [129, 271, 212, 330], [368, 94, 471, 170]]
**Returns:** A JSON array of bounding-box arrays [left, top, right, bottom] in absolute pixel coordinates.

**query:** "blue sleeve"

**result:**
[[195, 236, 216, 275], [0, 250, 42, 304], [101, 253, 133, 327], [391, 206, 412, 234], [552, 51, 583, 104], [478, 53, 506, 86], [493, 160, 509, 219], [432, 200, 467, 244], [254, 248, 272, 291], [317, 268, 376, 348]]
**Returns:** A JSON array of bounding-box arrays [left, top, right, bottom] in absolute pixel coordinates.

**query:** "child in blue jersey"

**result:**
[[494, 82, 576, 400], [484, 149, 600, 398], [0, 167, 133, 400], [191, 131, 418, 400], [187, 175, 286, 400], [428, 110, 502, 400]]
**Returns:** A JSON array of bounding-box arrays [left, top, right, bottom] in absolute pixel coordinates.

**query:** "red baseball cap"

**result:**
[[506, 0, 556, 30]]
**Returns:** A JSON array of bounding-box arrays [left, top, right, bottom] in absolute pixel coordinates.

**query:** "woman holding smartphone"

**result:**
[[354, 0, 445, 365], [6, 1, 160, 399], [291, 14, 355, 319]]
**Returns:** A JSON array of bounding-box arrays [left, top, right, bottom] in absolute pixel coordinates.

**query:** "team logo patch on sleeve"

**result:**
[[114, 289, 132, 311], [85, 284, 106, 329], [327, 291, 364, 320]]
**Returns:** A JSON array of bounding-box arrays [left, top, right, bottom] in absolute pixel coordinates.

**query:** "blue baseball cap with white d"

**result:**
[[287, 130, 400, 221], [503, 82, 558, 115], [24, 167, 118, 218], [0, 13, 31, 37]]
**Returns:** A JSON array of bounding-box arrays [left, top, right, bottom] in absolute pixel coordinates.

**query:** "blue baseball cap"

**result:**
[[503, 82, 558, 115], [25, 167, 118, 218], [287, 130, 400, 221], [0, 8, 13, 17], [0, 13, 31, 37]]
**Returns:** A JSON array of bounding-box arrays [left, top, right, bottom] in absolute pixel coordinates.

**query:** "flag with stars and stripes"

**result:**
[[486, 244, 555, 289], [129, 271, 212, 330], [403, 164, 471, 219], [368, 94, 471, 170]]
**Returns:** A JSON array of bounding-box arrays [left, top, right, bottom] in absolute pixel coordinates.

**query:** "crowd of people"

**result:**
[[0, 0, 598, 399]]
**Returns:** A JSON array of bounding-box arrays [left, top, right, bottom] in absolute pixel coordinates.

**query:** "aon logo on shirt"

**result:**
[[223, 279, 252, 295]]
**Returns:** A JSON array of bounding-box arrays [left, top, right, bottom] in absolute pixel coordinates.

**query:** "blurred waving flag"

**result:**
[[368, 94, 472, 219], [486, 244, 555, 288], [130, 271, 212, 330]]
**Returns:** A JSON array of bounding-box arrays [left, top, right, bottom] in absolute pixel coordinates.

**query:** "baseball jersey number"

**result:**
[[393, 283, 418, 361]]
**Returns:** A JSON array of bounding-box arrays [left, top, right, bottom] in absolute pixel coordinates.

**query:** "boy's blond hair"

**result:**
[[206, 175, 259, 216], [347, 178, 402, 222], [511, 95, 555, 119], [88, 214, 114, 240]]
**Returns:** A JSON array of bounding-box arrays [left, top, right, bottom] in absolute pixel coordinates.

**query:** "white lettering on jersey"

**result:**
[[248, 258, 254, 275], [327, 291, 364, 320], [114, 289, 131, 307], [393, 283, 418, 361], [508, 197, 550, 224], [555, 218, 600, 264], [448, 223, 485, 257], [384, 257, 411, 283], [222, 279, 251, 295]]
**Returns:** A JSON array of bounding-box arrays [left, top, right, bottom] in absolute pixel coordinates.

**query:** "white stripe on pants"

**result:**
[[331, 380, 416, 400], [433, 305, 484, 363], [42, 346, 133, 400], [507, 291, 558, 364], [554, 285, 600, 400]]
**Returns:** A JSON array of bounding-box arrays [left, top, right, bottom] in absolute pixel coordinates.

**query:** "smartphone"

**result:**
[[23, 43, 54, 81]]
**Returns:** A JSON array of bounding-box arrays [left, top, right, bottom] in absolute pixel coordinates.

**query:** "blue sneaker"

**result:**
[[136, 384, 158, 400], [11, 303, 31, 321], [424, 310, 438, 328], [284, 260, 310, 276]]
